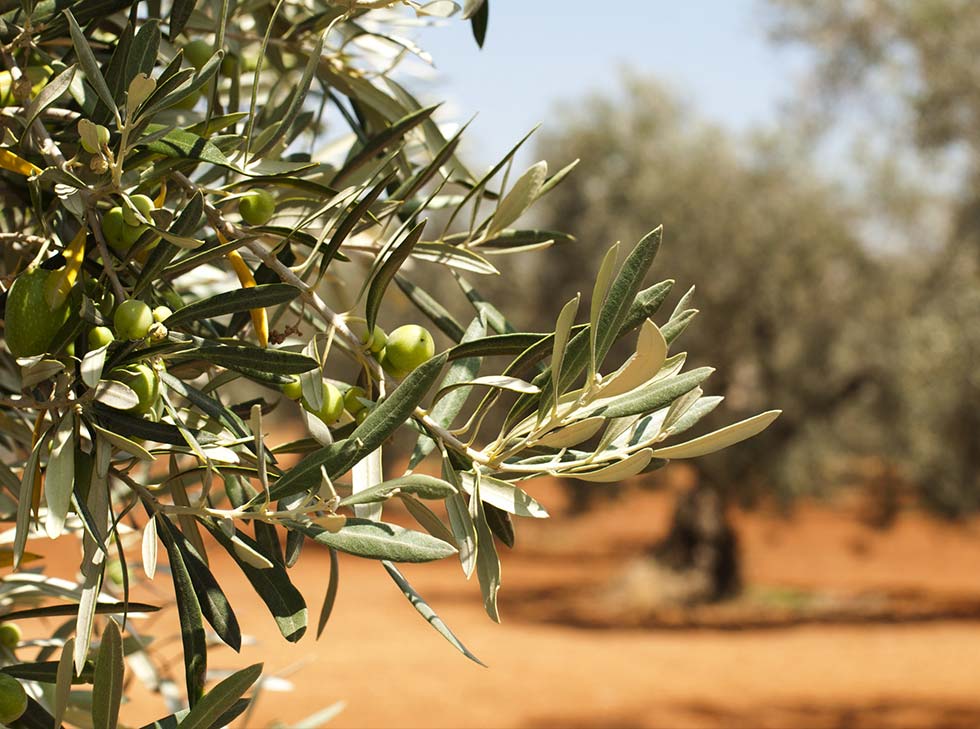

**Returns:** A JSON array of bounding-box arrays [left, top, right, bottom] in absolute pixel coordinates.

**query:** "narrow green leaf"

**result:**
[[316, 548, 339, 640], [53, 639, 75, 727], [569, 449, 655, 483], [333, 104, 438, 185], [591, 367, 714, 420], [65, 9, 117, 117], [44, 415, 74, 539], [143, 129, 236, 169], [155, 515, 207, 706], [188, 341, 319, 375], [460, 473, 549, 518], [665, 395, 724, 437], [653, 410, 782, 459], [22, 65, 75, 130], [92, 619, 123, 729], [204, 524, 307, 642], [178, 663, 263, 729], [469, 471, 501, 621], [590, 242, 621, 378], [296, 518, 457, 563], [547, 294, 580, 417], [382, 561, 485, 665], [593, 226, 662, 372], [165, 284, 300, 327], [338, 474, 456, 507], [365, 218, 427, 331], [488, 161, 547, 235], [395, 275, 466, 342]]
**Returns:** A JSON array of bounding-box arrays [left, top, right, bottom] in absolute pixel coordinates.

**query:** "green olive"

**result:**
[[81, 124, 110, 154], [302, 380, 344, 425], [0, 674, 26, 724], [89, 325, 114, 350], [183, 39, 213, 71], [281, 377, 303, 400], [152, 305, 172, 323], [343, 385, 368, 415], [239, 189, 276, 226], [361, 325, 387, 354], [383, 324, 435, 374], [114, 299, 154, 341], [123, 194, 154, 226], [112, 363, 160, 413], [0, 623, 21, 650], [4, 267, 73, 357]]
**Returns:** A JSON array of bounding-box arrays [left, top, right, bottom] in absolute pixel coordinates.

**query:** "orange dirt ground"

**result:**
[[24, 476, 980, 729]]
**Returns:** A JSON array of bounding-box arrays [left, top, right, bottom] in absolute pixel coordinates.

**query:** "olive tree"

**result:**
[[0, 1, 777, 724]]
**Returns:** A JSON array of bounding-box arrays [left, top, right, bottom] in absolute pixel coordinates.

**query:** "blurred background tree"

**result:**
[[455, 2, 980, 594]]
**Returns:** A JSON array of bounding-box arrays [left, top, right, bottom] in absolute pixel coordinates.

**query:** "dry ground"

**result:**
[[21, 475, 980, 729]]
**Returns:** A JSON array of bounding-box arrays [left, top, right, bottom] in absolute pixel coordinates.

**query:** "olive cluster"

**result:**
[[280, 323, 435, 427]]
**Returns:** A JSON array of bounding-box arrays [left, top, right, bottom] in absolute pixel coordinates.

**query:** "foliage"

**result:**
[[526, 76, 889, 503], [0, 1, 777, 724], [766, 0, 980, 514]]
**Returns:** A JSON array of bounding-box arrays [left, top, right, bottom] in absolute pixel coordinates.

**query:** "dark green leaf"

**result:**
[[316, 548, 339, 639], [470, 0, 489, 47], [21, 65, 75, 130], [394, 275, 466, 342], [178, 663, 262, 729], [204, 524, 307, 642], [158, 517, 241, 652], [321, 170, 397, 274], [169, 0, 194, 39], [143, 129, 236, 169], [92, 619, 123, 729], [365, 218, 427, 331], [64, 9, 116, 115], [165, 284, 301, 328], [333, 104, 438, 185], [1, 661, 94, 684], [188, 341, 319, 375], [0, 602, 159, 621]]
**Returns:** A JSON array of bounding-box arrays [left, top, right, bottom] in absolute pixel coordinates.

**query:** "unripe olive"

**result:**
[[239, 189, 276, 226], [105, 559, 126, 586], [343, 385, 368, 415], [0, 622, 21, 650], [103, 206, 146, 255], [361, 325, 387, 354], [355, 406, 371, 425], [0, 674, 26, 724], [383, 324, 435, 374], [4, 268, 73, 357], [81, 124, 110, 154], [378, 347, 409, 379], [112, 363, 160, 414], [183, 39, 213, 71], [152, 305, 172, 323], [302, 380, 344, 424], [89, 325, 114, 350], [114, 299, 154, 341], [123, 194, 154, 226], [281, 377, 303, 401], [173, 88, 202, 110]]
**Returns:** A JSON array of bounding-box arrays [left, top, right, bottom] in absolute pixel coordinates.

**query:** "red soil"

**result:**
[[20, 477, 980, 729]]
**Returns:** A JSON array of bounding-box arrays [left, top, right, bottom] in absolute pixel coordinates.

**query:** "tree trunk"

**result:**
[[648, 483, 742, 604]]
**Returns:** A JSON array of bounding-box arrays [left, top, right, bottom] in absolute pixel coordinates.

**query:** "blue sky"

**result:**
[[412, 2, 811, 167]]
